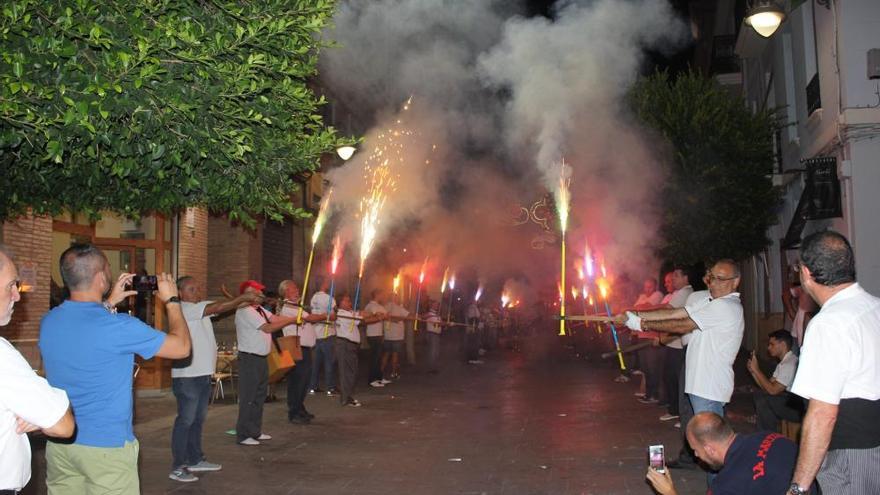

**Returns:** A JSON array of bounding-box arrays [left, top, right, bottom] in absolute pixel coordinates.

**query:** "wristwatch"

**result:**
[[165, 296, 181, 305], [788, 483, 808, 495]]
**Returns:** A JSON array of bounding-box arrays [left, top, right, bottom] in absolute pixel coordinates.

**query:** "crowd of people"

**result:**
[[1, 228, 878, 494]]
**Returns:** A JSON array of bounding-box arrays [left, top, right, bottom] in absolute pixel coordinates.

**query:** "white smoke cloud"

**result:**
[[320, 0, 688, 303]]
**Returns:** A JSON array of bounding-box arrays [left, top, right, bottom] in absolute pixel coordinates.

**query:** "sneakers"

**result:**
[[187, 460, 222, 472], [239, 438, 260, 446], [659, 413, 680, 421], [673, 421, 681, 428], [631, 369, 644, 376], [370, 380, 385, 388], [638, 397, 659, 404], [326, 388, 339, 397], [390, 373, 400, 379], [308, 389, 319, 395], [257, 433, 272, 441], [633, 392, 647, 398], [613, 374, 630, 383], [169, 468, 198, 483], [380, 378, 392, 384], [345, 399, 362, 407], [288, 415, 311, 425]]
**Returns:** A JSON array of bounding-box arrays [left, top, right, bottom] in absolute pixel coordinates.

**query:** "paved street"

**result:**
[[25, 329, 747, 494]]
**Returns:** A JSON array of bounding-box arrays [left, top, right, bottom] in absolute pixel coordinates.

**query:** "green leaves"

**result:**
[[630, 70, 781, 263], [0, 0, 345, 226]]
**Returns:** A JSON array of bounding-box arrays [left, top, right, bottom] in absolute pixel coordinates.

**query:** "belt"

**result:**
[[238, 351, 267, 358]]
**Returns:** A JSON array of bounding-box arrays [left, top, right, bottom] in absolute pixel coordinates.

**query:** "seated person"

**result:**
[[646, 412, 799, 495], [747, 330, 803, 431]]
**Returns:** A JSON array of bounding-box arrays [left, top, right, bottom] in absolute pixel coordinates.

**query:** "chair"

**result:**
[[211, 354, 237, 404]]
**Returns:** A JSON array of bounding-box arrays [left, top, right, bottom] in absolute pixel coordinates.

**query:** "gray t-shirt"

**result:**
[[172, 301, 217, 378]]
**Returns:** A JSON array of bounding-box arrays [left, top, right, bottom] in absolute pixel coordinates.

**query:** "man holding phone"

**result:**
[[646, 412, 798, 494], [40, 243, 192, 494]]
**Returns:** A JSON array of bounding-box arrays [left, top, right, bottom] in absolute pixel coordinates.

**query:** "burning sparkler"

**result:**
[[446, 274, 456, 323], [440, 266, 450, 319], [556, 160, 571, 336], [413, 257, 428, 331], [600, 277, 626, 371], [392, 271, 402, 295], [474, 285, 484, 302], [298, 189, 333, 322], [324, 236, 342, 330]]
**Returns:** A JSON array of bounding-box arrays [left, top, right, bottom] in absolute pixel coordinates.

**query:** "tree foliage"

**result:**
[[630, 70, 780, 263], [0, 0, 344, 225]]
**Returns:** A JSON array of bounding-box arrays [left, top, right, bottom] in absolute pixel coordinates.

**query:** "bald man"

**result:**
[[646, 412, 798, 494], [0, 244, 74, 494]]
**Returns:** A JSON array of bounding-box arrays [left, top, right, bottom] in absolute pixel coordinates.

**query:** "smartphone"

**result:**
[[132, 275, 158, 292], [648, 444, 665, 473]]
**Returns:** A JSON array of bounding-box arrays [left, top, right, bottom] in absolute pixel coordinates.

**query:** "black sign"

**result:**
[[804, 156, 841, 220]]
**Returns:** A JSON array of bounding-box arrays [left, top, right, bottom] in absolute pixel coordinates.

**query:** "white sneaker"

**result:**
[[380, 378, 392, 384], [659, 414, 679, 422], [187, 460, 222, 472], [370, 380, 385, 388], [673, 421, 681, 428], [631, 370, 644, 376], [634, 392, 646, 398], [257, 433, 272, 441], [613, 375, 630, 383], [239, 438, 260, 446]]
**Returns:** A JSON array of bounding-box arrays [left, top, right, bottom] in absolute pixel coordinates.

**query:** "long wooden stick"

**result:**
[[600, 340, 653, 359], [553, 314, 619, 323]]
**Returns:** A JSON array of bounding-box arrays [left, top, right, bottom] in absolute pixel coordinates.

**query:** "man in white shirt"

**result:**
[[659, 268, 694, 422], [362, 289, 389, 388], [632, 277, 666, 403], [234, 280, 301, 446], [277, 280, 326, 424], [382, 292, 409, 380], [788, 231, 880, 495], [622, 260, 744, 417], [168, 276, 260, 482], [747, 330, 802, 432], [308, 278, 338, 395], [0, 245, 74, 494], [335, 294, 363, 407], [425, 301, 444, 373]]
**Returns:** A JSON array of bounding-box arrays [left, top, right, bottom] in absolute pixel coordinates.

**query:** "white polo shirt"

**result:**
[[385, 303, 409, 341], [235, 305, 274, 356], [1, 338, 70, 491], [772, 351, 798, 390], [310, 291, 336, 338], [665, 285, 694, 349], [335, 309, 361, 343], [791, 283, 880, 404], [280, 304, 316, 348], [363, 301, 387, 338], [684, 291, 744, 403], [425, 310, 443, 334], [172, 301, 217, 378], [681, 289, 710, 347]]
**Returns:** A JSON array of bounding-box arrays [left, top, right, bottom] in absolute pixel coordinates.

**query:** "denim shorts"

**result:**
[[383, 339, 404, 353]]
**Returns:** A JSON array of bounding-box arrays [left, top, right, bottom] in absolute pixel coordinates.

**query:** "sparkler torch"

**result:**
[[298, 188, 333, 323], [353, 158, 395, 311], [439, 266, 449, 322], [556, 161, 571, 336], [446, 275, 456, 323], [600, 282, 626, 371], [413, 258, 428, 332], [324, 236, 342, 333]]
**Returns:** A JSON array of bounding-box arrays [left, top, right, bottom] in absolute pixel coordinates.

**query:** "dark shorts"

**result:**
[[383, 339, 404, 353]]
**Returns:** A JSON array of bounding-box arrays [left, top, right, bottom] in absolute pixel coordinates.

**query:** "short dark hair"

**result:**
[[59, 244, 107, 291], [768, 329, 793, 350], [177, 276, 194, 291], [673, 265, 691, 282], [688, 412, 734, 444], [800, 230, 855, 286]]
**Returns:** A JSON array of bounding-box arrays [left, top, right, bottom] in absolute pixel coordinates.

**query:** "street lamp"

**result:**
[[336, 145, 356, 161], [745, 0, 786, 38]]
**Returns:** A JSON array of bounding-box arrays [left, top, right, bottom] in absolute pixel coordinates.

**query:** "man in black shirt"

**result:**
[[646, 412, 797, 495]]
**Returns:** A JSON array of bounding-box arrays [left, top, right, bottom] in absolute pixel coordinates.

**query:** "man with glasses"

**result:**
[[0, 245, 75, 495], [619, 260, 744, 465]]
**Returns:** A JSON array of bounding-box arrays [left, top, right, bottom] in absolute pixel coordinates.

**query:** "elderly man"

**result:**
[[234, 280, 302, 446], [747, 330, 802, 432], [788, 231, 880, 495], [0, 245, 74, 494], [40, 243, 191, 494], [168, 276, 262, 482], [646, 412, 798, 494]]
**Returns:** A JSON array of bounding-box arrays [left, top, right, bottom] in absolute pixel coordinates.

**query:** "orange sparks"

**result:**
[[440, 267, 450, 293], [330, 236, 342, 275], [419, 257, 428, 284], [392, 272, 401, 295]]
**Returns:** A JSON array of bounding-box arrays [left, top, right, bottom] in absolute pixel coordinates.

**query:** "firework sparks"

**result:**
[[474, 285, 484, 302], [501, 293, 510, 308], [312, 189, 333, 245], [585, 241, 594, 279], [557, 160, 571, 336], [392, 271, 402, 295], [440, 267, 450, 293]]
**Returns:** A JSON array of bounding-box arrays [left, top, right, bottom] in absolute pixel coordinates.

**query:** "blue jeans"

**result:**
[[309, 337, 336, 391], [171, 375, 212, 468], [688, 393, 726, 485], [688, 394, 725, 417]]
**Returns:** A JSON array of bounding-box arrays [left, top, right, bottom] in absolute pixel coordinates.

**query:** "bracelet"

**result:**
[[165, 296, 181, 305], [102, 301, 117, 314]]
